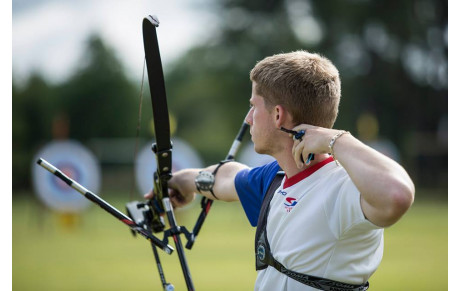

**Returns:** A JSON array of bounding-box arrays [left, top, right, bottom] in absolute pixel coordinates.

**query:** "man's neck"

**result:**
[[275, 152, 331, 178]]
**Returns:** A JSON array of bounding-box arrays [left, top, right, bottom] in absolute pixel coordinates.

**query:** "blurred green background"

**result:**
[[13, 0, 448, 290]]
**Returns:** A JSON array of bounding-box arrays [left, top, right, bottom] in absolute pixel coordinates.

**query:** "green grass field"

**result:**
[[13, 193, 447, 290]]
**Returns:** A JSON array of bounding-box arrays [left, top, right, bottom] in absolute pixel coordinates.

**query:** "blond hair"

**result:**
[[250, 50, 341, 128]]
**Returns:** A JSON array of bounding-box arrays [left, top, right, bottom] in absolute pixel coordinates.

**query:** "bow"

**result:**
[[139, 15, 250, 289], [37, 15, 194, 291], [138, 15, 249, 289], [139, 15, 195, 290], [37, 15, 249, 291]]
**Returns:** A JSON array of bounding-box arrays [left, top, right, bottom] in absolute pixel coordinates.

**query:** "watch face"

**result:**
[[195, 171, 215, 192]]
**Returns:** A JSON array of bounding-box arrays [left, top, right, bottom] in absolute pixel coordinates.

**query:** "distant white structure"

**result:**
[[239, 142, 276, 168], [135, 138, 203, 196]]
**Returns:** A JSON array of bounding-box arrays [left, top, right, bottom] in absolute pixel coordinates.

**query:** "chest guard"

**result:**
[[254, 172, 369, 291]]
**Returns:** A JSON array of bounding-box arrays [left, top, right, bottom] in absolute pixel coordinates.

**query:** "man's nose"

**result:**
[[245, 108, 253, 125]]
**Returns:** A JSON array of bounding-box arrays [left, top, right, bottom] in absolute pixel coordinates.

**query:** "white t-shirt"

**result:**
[[246, 158, 384, 291]]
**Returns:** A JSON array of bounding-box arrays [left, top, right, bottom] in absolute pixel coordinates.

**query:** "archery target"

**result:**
[[239, 142, 276, 168], [135, 138, 203, 196], [32, 140, 101, 213]]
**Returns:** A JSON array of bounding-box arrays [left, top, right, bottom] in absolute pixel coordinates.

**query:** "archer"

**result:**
[[146, 50, 415, 290]]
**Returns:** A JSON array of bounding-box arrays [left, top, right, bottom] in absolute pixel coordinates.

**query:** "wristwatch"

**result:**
[[195, 160, 230, 199]]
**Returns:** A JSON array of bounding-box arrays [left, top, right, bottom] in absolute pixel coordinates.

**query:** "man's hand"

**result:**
[[144, 171, 195, 208], [143, 169, 197, 208], [291, 124, 414, 227], [168, 186, 196, 208], [143, 188, 195, 209], [291, 124, 340, 168]]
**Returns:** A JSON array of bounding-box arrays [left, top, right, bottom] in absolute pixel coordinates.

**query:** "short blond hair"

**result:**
[[250, 51, 341, 128]]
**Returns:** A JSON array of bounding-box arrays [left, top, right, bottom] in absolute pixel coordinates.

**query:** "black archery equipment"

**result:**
[[37, 14, 250, 291], [126, 15, 195, 291]]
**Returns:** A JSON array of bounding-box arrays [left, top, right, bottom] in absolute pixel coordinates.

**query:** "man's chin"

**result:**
[[253, 144, 267, 155]]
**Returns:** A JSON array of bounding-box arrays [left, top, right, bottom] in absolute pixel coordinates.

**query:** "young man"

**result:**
[[147, 51, 415, 290]]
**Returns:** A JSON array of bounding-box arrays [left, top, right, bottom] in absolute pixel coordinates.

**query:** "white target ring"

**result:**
[[32, 140, 101, 213]]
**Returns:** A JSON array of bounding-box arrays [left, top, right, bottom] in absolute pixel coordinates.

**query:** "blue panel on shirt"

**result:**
[[234, 161, 281, 227]]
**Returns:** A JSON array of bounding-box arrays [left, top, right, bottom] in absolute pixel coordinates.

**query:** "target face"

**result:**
[[32, 140, 101, 213], [135, 138, 203, 196]]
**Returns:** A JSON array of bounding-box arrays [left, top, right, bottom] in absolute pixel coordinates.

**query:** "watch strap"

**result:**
[[208, 160, 231, 199], [212, 160, 231, 175]]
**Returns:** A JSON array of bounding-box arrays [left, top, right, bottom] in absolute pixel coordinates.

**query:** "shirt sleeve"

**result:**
[[234, 161, 280, 227], [326, 172, 382, 237]]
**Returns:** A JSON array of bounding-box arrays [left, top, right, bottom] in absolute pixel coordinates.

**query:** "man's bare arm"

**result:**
[[292, 125, 415, 227], [145, 162, 249, 208]]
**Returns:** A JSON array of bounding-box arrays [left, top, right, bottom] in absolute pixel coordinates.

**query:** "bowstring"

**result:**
[[130, 58, 147, 201]]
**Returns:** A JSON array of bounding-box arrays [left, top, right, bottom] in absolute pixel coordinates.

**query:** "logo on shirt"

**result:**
[[277, 189, 287, 196], [257, 243, 266, 261], [284, 197, 297, 212]]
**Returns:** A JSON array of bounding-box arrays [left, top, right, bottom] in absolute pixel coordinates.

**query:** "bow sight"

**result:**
[[126, 143, 174, 234]]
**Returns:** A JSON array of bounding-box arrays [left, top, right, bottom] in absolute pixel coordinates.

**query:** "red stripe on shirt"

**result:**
[[283, 157, 334, 189]]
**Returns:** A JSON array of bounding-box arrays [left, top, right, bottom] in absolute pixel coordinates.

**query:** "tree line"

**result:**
[[13, 0, 447, 191]]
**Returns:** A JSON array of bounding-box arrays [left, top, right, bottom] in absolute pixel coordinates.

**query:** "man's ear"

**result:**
[[273, 105, 292, 128], [273, 105, 290, 128]]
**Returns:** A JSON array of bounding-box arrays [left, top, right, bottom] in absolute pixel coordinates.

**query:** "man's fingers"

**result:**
[[293, 141, 305, 168], [169, 189, 184, 203], [170, 188, 196, 208], [292, 138, 300, 155], [143, 190, 154, 199]]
